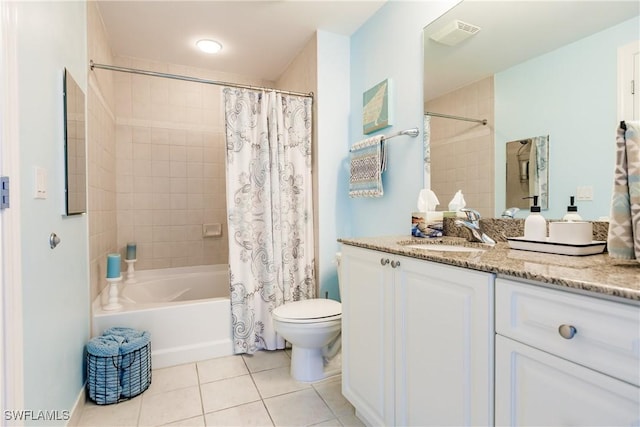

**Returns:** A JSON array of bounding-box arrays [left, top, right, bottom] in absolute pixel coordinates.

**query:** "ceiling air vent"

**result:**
[[430, 19, 481, 46]]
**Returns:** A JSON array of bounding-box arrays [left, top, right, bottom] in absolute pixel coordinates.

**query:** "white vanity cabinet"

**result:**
[[341, 245, 495, 426], [341, 245, 395, 426], [495, 278, 640, 426]]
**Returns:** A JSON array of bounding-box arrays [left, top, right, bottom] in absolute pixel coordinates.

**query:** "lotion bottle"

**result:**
[[562, 196, 583, 221], [523, 195, 547, 241]]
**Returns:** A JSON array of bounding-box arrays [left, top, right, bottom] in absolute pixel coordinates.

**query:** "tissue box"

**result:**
[[411, 212, 443, 238], [412, 212, 426, 234]]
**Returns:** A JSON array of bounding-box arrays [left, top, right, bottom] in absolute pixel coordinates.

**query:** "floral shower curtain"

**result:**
[[223, 88, 315, 354]]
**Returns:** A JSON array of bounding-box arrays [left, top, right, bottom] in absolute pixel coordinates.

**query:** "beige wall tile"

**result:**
[[426, 76, 495, 217]]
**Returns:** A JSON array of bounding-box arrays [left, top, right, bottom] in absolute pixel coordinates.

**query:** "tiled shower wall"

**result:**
[[113, 57, 273, 270], [88, 1, 117, 302], [426, 76, 495, 218]]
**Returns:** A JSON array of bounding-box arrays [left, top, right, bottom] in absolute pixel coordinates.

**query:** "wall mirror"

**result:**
[[423, 1, 639, 220], [63, 68, 87, 215]]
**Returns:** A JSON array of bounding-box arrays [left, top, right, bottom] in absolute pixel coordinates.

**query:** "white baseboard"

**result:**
[[66, 384, 86, 427]]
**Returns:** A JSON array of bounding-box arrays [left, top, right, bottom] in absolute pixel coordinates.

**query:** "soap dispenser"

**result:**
[[562, 196, 583, 221], [523, 195, 547, 241]]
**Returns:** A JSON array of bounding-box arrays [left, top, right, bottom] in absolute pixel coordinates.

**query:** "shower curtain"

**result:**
[[223, 88, 315, 354]]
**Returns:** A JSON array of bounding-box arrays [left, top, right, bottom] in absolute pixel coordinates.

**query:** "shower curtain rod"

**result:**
[[89, 61, 314, 99], [426, 111, 487, 125]]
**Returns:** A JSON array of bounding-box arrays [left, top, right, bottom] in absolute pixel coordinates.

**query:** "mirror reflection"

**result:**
[[505, 136, 548, 210], [423, 1, 639, 219], [64, 68, 87, 215]]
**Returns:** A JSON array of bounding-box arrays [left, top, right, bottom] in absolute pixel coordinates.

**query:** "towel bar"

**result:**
[[349, 127, 419, 152]]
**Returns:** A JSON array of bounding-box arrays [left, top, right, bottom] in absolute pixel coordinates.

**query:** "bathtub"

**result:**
[[92, 264, 233, 369]]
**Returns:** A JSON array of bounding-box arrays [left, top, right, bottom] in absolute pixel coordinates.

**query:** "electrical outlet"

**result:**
[[576, 185, 593, 201]]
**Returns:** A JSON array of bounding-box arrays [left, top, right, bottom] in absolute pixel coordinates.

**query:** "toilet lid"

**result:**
[[273, 299, 341, 321]]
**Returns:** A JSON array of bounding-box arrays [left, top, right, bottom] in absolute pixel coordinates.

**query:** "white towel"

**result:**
[[607, 121, 640, 260], [349, 135, 386, 198]]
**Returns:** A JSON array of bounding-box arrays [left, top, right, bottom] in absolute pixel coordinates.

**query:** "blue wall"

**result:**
[[16, 1, 89, 421], [316, 31, 350, 300], [495, 17, 639, 220], [347, 1, 458, 237]]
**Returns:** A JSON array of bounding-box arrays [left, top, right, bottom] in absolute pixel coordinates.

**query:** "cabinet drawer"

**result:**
[[496, 278, 640, 386]]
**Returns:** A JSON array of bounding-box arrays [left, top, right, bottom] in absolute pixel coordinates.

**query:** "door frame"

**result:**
[[1, 0, 24, 415], [617, 39, 640, 121]]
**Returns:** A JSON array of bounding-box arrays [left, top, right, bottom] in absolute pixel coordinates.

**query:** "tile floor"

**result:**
[[76, 350, 364, 427]]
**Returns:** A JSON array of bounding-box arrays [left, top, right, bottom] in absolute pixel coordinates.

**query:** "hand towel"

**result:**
[[86, 335, 125, 404], [349, 135, 386, 198], [119, 330, 151, 398], [607, 121, 640, 260]]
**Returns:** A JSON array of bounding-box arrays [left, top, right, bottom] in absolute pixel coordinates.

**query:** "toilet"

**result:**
[[272, 253, 343, 382]]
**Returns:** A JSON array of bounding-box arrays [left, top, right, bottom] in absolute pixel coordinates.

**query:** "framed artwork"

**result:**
[[363, 79, 393, 134]]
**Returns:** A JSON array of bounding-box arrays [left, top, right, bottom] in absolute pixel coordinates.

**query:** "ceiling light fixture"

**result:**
[[196, 39, 223, 54]]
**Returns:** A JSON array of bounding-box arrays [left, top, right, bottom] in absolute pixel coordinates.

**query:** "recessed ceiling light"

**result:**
[[196, 39, 223, 54]]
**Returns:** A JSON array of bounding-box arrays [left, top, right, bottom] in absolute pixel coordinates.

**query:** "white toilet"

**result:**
[[272, 254, 343, 382]]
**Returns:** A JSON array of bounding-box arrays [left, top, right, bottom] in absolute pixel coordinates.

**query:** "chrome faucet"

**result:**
[[501, 207, 520, 219], [455, 208, 496, 246]]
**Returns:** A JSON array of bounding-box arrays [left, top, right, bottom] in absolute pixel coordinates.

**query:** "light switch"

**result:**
[[576, 185, 593, 201], [34, 167, 47, 199]]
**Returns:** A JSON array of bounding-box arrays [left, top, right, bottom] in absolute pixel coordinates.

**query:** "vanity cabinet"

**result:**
[[341, 245, 495, 426], [495, 278, 640, 426]]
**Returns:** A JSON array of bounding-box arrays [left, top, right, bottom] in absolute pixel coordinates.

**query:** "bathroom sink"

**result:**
[[404, 243, 486, 253]]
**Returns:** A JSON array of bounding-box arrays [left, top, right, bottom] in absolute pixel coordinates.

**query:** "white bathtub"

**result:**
[[92, 264, 233, 369]]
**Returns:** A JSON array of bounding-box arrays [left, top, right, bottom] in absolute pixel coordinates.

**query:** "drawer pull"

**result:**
[[558, 324, 577, 339], [380, 258, 390, 266], [391, 260, 401, 268]]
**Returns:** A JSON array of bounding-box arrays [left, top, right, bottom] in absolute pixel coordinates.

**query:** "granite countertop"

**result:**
[[338, 235, 640, 303]]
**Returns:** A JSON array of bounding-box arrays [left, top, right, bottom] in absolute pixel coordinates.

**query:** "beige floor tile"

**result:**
[[252, 366, 310, 399], [77, 396, 142, 427], [197, 355, 248, 384], [242, 349, 290, 373], [200, 374, 261, 414], [204, 401, 274, 426], [337, 413, 366, 427], [147, 363, 198, 395], [138, 386, 202, 426], [163, 415, 206, 426], [264, 389, 334, 427], [313, 378, 354, 418], [310, 419, 342, 427]]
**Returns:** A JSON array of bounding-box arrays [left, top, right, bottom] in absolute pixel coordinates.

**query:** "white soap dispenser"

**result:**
[[523, 195, 547, 241], [562, 196, 583, 221]]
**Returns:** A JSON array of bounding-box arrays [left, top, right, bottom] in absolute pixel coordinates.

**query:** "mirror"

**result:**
[[423, 1, 639, 219], [63, 68, 87, 215], [505, 136, 548, 210]]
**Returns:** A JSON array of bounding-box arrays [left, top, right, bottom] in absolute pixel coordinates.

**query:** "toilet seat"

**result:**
[[272, 299, 341, 324]]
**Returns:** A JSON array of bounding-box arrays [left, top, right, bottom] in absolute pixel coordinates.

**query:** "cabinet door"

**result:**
[[496, 335, 640, 426], [341, 246, 395, 426], [395, 258, 494, 426]]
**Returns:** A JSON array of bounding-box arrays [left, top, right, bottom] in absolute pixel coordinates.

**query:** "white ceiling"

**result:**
[[424, 1, 640, 100], [96, 0, 387, 82]]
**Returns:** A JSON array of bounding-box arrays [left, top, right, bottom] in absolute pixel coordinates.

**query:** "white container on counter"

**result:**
[[548, 221, 593, 245]]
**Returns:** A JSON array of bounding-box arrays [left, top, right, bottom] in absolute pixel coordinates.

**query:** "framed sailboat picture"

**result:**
[[363, 79, 393, 134]]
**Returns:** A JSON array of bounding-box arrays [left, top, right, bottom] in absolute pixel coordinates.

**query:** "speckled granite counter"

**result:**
[[338, 236, 640, 303]]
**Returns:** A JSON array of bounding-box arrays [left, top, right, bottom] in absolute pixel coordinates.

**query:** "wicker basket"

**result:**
[[86, 340, 151, 405]]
